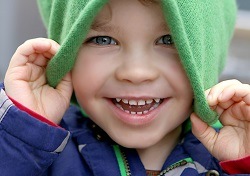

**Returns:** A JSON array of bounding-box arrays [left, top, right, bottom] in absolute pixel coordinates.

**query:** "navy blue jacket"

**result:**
[[0, 84, 248, 176]]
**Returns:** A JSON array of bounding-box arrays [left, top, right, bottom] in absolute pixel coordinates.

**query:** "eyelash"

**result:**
[[85, 35, 174, 46], [86, 36, 118, 45], [156, 34, 174, 45]]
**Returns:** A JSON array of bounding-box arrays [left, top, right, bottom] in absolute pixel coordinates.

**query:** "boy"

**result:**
[[1, 0, 250, 175]]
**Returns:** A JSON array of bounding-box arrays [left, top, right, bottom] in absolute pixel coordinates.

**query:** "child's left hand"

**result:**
[[191, 79, 250, 161]]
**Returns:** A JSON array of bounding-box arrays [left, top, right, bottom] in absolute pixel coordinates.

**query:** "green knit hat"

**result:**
[[37, 0, 237, 125]]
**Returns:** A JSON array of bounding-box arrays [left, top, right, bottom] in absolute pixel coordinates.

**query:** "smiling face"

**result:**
[[72, 0, 193, 149]]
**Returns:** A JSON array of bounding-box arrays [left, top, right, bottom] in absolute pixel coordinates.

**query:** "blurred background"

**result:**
[[0, 0, 249, 83]]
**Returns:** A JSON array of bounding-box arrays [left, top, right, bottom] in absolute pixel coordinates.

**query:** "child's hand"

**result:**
[[191, 80, 250, 161], [4, 38, 73, 124]]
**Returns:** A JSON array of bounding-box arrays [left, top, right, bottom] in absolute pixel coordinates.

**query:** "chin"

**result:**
[[117, 140, 154, 149], [109, 131, 162, 149]]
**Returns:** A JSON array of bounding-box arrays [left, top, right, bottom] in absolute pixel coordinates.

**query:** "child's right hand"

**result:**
[[4, 38, 73, 124]]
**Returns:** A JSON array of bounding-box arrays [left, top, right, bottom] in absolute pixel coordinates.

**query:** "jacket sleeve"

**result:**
[[0, 87, 70, 176], [220, 156, 250, 174]]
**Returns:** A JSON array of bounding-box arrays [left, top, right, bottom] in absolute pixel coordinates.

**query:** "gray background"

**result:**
[[237, 0, 250, 10], [0, 0, 250, 84], [0, 0, 46, 81]]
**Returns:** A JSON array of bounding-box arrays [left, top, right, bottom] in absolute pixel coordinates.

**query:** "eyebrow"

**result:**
[[90, 3, 115, 33], [90, 20, 121, 35], [90, 16, 170, 35], [91, 21, 115, 32], [91, 22, 170, 35], [159, 22, 170, 32]]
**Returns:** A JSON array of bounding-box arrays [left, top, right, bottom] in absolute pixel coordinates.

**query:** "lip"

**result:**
[[106, 97, 170, 126]]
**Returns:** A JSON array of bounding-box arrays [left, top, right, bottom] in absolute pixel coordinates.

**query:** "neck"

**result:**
[[136, 126, 182, 171]]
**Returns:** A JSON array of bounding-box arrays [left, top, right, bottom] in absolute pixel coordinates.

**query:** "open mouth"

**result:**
[[112, 98, 164, 115]]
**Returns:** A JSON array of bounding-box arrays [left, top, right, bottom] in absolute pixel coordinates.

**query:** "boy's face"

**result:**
[[72, 0, 193, 149]]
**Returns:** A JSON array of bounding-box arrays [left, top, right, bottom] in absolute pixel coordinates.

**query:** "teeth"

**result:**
[[116, 98, 161, 105], [122, 99, 129, 104], [125, 110, 130, 114], [149, 107, 155, 111], [116, 98, 121, 102], [138, 100, 146, 106], [114, 101, 161, 115], [154, 98, 160, 103], [146, 99, 153, 104], [129, 100, 137, 106], [153, 103, 159, 108], [116, 103, 122, 108]]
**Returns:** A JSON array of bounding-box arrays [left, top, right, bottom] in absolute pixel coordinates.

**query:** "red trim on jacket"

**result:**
[[9, 97, 59, 127], [220, 156, 250, 174]]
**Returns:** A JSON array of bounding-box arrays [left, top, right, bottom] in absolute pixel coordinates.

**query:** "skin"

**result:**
[[72, 0, 193, 169], [191, 80, 250, 161], [4, 0, 250, 171], [4, 38, 72, 124]]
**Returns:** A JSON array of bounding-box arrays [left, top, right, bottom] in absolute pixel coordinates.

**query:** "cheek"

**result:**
[[71, 65, 103, 118], [158, 56, 191, 90], [72, 53, 98, 102], [72, 51, 105, 88], [159, 57, 193, 105], [71, 50, 116, 104]]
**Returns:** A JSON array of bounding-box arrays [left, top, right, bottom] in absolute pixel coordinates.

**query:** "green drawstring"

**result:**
[[113, 145, 127, 176]]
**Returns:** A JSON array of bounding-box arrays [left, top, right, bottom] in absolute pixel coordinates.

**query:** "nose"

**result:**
[[115, 49, 159, 84]]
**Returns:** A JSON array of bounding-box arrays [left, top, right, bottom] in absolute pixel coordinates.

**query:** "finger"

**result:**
[[190, 113, 218, 153], [206, 80, 241, 106], [212, 105, 223, 116], [9, 38, 60, 68], [218, 103, 247, 130], [56, 72, 73, 104], [221, 101, 250, 123], [211, 99, 235, 116], [18, 38, 59, 56], [217, 99, 235, 110], [28, 53, 49, 68], [219, 83, 250, 105]]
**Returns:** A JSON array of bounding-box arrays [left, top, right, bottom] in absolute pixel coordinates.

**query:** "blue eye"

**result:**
[[156, 35, 174, 45], [88, 36, 117, 45]]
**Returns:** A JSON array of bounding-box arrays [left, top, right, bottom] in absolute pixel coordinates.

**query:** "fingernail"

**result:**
[[207, 94, 212, 102]]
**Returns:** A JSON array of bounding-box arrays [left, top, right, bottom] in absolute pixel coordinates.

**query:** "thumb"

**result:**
[[190, 113, 218, 154]]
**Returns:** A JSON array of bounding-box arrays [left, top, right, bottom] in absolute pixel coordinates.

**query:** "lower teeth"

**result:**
[[115, 103, 160, 115]]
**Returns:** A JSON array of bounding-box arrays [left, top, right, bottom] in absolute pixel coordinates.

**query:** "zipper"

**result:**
[[120, 148, 132, 176], [113, 145, 131, 176], [113, 145, 193, 176], [158, 158, 192, 176]]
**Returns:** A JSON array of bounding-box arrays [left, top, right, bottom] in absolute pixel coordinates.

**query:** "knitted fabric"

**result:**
[[37, 0, 237, 125]]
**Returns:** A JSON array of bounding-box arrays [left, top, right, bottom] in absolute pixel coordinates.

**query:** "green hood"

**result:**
[[37, 0, 237, 125]]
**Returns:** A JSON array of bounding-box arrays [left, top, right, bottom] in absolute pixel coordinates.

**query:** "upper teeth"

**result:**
[[115, 98, 161, 105]]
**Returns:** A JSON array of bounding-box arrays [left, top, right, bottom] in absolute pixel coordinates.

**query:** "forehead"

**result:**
[[91, 0, 169, 32]]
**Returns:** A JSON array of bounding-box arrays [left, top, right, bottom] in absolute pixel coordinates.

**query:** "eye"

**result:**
[[87, 36, 117, 45], [156, 34, 174, 45]]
